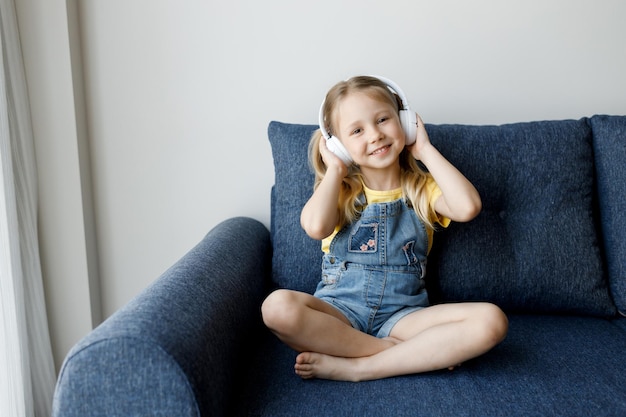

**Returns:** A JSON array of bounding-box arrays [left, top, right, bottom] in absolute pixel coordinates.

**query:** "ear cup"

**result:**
[[319, 101, 353, 165], [325, 135, 353, 165], [400, 110, 417, 145]]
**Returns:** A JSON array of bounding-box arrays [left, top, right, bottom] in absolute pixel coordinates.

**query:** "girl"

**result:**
[[262, 76, 508, 382]]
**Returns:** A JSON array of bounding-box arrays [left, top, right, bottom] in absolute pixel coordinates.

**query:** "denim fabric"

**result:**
[[52, 217, 271, 417], [233, 316, 626, 417], [315, 199, 429, 337], [329, 198, 429, 267], [590, 115, 626, 315], [269, 120, 616, 316], [316, 253, 429, 337]]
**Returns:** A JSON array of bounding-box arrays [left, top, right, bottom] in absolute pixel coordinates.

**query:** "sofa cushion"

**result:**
[[268, 119, 616, 316], [233, 316, 626, 417], [590, 115, 626, 315], [426, 119, 615, 316], [269, 122, 321, 293]]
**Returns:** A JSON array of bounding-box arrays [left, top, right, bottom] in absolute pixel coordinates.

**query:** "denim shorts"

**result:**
[[314, 254, 429, 338]]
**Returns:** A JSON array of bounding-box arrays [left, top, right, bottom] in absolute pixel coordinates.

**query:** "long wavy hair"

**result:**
[[310, 75, 437, 230]]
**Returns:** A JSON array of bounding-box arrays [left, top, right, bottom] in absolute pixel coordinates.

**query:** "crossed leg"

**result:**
[[261, 289, 396, 358], [294, 302, 508, 381], [262, 289, 508, 382]]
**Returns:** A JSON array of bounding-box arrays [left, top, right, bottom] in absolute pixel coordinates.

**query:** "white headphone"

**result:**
[[318, 76, 417, 165]]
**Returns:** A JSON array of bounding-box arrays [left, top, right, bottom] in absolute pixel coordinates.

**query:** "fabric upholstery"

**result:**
[[426, 119, 615, 316], [269, 121, 321, 294], [268, 120, 616, 316], [233, 316, 626, 417], [53, 117, 626, 417], [52, 217, 271, 417], [590, 115, 626, 315]]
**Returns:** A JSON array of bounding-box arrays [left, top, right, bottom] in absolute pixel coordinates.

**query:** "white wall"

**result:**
[[17, 0, 626, 369]]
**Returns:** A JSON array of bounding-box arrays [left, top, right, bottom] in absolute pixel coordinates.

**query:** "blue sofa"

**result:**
[[52, 116, 626, 416]]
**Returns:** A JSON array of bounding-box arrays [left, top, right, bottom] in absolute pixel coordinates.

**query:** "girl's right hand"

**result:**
[[301, 136, 346, 239], [319, 136, 349, 178]]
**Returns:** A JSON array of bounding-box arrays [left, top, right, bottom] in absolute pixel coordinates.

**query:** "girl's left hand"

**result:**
[[406, 113, 431, 161]]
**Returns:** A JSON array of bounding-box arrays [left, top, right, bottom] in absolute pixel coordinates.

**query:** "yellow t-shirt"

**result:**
[[321, 179, 450, 254]]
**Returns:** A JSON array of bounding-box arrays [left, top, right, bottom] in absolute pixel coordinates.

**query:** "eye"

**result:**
[[351, 127, 363, 136], [377, 116, 389, 124]]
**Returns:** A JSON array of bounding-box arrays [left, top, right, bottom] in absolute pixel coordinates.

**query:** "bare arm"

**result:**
[[409, 115, 482, 222], [300, 138, 348, 240]]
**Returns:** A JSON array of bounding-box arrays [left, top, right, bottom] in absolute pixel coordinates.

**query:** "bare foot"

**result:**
[[293, 337, 400, 381], [295, 352, 365, 382], [294, 339, 460, 381]]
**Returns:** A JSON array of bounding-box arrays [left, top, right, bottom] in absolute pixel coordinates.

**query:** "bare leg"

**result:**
[[261, 289, 396, 358], [293, 302, 508, 381]]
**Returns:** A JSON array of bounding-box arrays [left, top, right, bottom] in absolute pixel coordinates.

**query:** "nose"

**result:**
[[369, 124, 384, 142]]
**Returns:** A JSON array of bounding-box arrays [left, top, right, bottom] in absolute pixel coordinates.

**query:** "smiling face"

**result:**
[[334, 91, 406, 189]]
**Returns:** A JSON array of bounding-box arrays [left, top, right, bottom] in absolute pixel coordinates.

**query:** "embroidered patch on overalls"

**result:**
[[348, 223, 378, 253], [402, 240, 418, 265]]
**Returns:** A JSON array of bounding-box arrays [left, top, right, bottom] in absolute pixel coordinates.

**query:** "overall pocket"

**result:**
[[348, 222, 378, 253]]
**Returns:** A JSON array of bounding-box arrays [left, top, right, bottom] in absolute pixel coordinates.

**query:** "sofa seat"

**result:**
[[234, 315, 626, 417]]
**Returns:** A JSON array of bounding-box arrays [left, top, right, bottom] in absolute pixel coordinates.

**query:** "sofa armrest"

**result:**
[[52, 217, 271, 417]]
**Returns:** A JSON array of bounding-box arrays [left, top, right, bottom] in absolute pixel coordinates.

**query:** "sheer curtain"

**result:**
[[0, 0, 57, 416]]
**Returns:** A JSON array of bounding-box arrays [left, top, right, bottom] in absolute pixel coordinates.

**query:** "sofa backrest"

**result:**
[[269, 117, 622, 317], [590, 115, 626, 316]]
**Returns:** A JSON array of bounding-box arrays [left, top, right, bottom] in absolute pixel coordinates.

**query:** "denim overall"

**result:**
[[314, 197, 430, 338]]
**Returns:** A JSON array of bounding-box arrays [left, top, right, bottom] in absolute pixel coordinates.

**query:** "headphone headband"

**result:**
[[371, 75, 411, 113]]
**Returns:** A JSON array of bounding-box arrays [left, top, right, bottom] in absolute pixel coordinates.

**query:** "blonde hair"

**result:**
[[311, 76, 437, 230]]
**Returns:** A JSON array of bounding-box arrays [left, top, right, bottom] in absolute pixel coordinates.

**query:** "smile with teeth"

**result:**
[[370, 145, 391, 156]]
